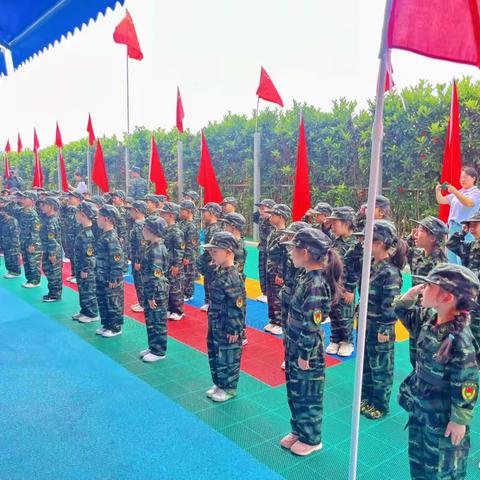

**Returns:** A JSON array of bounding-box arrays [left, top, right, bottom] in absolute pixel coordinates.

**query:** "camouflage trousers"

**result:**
[[119, 237, 130, 275], [280, 286, 292, 329], [3, 245, 21, 274], [76, 272, 98, 318], [183, 261, 196, 299], [469, 305, 480, 356], [63, 237, 76, 276], [258, 249, 268, 294], [168, 270, 184, 315], [132, 268, 145, 308], [361, 325, 395, 412], [284, 334, 325, 446], [21, 245, 41, 284], [41, 252, 63, 298], [203, 267, 215, 304], [144, 290, 168, 356], [207, 319, 243, 393], [329, 300, 354, 344], [97, 281, 124, 332], [266, 270, 282, 326], [408, 414, 470, 480]]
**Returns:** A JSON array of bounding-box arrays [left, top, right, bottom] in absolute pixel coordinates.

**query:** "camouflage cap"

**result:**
[[128, 200, 148, 215], [159, 201, 180, 216], [354, 220, 397, 245], [283, 227, 333, 257], [183, 190, 200, 203], [103, 193, 112, 203], [78, 201, 98, 219], [200, 202, 222, 217], [461, 211, 480, 225], [203, 231, 239, 251], [265, 203, 292, 219], [255, 198, 275, 208], [145, 194, 161, 205], [125, 196, 134, 205], [375, 195, 391, 210], [15, 190, 37, 201], [281, 221, 310, 235], [91, 195, 105, 207], [144, 215, 167, 237], [68, 191, 83, 200], [221, 212, 246, 232], [412, 263, 480, 305], [220, 196, 238, 206], [327, 206, 355, 223], [179, 199, 196, 212], [311, 202, 333, 215], [40, 196, 60, 210], [131, 166, 141, 174], [98, 204, 120, 224], [111, 190, 126, 201], [412, 216, 448, 240]]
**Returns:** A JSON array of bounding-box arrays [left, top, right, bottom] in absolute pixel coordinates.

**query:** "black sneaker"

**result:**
[[43, 296, 61, 303]]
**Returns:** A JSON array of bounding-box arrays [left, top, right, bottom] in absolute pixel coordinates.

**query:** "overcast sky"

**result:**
[[0, 0, 477, 149]]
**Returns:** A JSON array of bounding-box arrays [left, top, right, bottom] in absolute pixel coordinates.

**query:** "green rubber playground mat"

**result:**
[[2, 266, 479, 479]]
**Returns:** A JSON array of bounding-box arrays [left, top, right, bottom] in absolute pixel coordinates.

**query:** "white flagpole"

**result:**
[[253, 97, 261, 241], [125, 48, 131, 192], [177, 135, 184, 202], [348, 1, 393, 479], [86, 146, 92, 192]]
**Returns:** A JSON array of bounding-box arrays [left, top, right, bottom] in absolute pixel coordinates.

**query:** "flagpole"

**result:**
[[177, 133, 184, 202], [253, 96, 261, 241], [348, 1, 393, 479], [86, 146, 92, 192], [125, 48, 131, 192]]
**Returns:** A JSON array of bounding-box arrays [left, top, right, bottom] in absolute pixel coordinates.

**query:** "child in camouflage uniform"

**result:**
[[0, 207, 21, 279], [203, 231, 246, 403], [280, 227, 343, 456], [394, 264, 479, 480]]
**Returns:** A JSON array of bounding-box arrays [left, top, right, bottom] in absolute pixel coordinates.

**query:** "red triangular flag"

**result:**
[[256, 66, 284, 107], [388, 0, 480, 67], [292, 116, 311, 221], [87, 114, 95, 146], [55, 122, 63, 149], [92, 139, 109, 192], [5, 140, 11, 153], [17, 133, 23, 153], [439, 80, 462, 223], [197, 131, 223, 205], [176, 87, 185, 133], [59, 152, 68, 192], [149, 135, 169, 198], [113, 10, 143, 61], [32, 129, 43, 188]]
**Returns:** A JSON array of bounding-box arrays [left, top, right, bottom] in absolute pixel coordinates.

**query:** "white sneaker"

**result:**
[[63, 258, 70, 263], [95, 327, 107, 335], [70, 278, 77, 284], [139, 349, 151, 358], [130, 303, 144, 313], [211, 388, 234, 402], [101, 329, 122, 338], [184, 296, 194, 302], [242, 337, 249, 346], [23, 282, 40, 289], [269, 325, 283, 335], [169, 313, 185, 321], [200, 304, 209, 312], [66, 276, 74, 282], [256, 294, 268, 303], [206, 385, 219, 398], [142, 352, 166, 362], [281, 361, 285, 370], [3, 272, 20, 279], [264, 323, 274, 332], [72, 313, 82, 320], [77, 314, 99, 323], [337, 342, 354, 357], [326, 342, 340, 355]]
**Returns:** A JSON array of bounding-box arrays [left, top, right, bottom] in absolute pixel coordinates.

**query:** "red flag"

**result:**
[[439, 80, 462, 222], [384, 51, 395, 93], [388, 0, 480, 67], [256, 66, 284, 107], [55, 122, 63, 149], [4, 140, 11, 153], [17, 133, 23, 153], [176, 87, 185, 133], [87, 114, 95, 146], [92, 139, 109, 192], [292, 116, 311, 221], [149, 135, 169, 198], [113, 10, 143, 61], [197, 131, 223, 205], [59, 152, 68, 192], [32, 129, 43, 188]]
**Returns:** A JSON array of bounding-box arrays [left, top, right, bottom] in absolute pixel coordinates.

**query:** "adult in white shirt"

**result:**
[[435, 166, 480, 264], [69, 172, 87, 195]]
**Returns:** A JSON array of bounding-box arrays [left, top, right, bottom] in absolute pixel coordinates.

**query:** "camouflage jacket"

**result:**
[[197, 222, 221, 275], [164, 223, 185, 268], [332, 234, 357, 293], [141, 240, 169, 299], [39, 214, 62, 256], [266, 228, 287, 277], [407, 242, 447, 285], [18, 207, 41, 248], [258, 216, 274, 251], [178, 219, 200, 262], [95, 229, 124, 283], [130, 219, 149, 265], [129, 177, 148, 200], [446, 232, 480, 275], [74, 226, 96, 275]]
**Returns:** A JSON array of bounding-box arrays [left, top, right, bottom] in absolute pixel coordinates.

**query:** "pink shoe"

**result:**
[[290, 440, 323, 456], [280, 433, 299, 449]]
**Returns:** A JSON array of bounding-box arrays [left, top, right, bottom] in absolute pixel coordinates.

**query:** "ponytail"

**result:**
[[435, 310, 469, 363], [324, 248, 344, 305], [389, 238, 408, 269]]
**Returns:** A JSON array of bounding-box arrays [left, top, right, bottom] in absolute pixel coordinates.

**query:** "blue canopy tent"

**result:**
[[0, 0, 126, 75]]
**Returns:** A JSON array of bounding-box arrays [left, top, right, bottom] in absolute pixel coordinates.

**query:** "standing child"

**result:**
[[394, 264, 479, 480], [140, 216, 170, 363], [303, 202, 333, 237], [264, 203, 291, 335], [0, 209, 21, 279], [39, 197, 63, 302], [358, 220, 407, 419], [203, 231, 246, 402], [73, 201, 99, 323], [95, 205, 125, 338], [178, 200, 200, 302], [280, 227, 343, 456], [220, 197, 237, 216]]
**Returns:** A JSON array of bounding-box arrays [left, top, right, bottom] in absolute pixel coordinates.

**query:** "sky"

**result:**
[[0, 0, 478, 150]]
